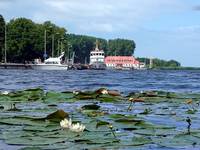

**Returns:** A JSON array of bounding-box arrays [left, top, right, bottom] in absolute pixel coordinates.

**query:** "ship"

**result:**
[[89, 40, 106, 70]]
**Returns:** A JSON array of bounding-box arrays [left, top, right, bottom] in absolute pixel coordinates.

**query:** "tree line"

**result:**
[[0, 15, 136, 63], [137, 57, 181, 68]]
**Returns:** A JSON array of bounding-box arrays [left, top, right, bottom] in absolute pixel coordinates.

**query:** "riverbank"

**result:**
[[151, 67, 200, 70]]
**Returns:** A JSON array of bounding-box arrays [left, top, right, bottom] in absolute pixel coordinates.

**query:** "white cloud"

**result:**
[[40, 0, 182, 34], [0, 0, 184, 34]]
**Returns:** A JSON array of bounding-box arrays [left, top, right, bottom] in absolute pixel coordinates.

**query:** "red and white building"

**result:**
[[104, 56, 141, 69]]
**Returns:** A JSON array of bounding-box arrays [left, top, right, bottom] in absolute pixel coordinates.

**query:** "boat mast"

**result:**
[[4, 22, 7, 63], [52, 34, 54, 57], [44, 30, 47, 60]]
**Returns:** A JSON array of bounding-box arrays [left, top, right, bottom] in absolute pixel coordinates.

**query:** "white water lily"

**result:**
[[60, 118, 72, 129], [73, 91, 79, 95], [1, 91, 9, 95], [101, 89, 108, 95], [60, 118, 85, 132], [70, 122, 85, 132]]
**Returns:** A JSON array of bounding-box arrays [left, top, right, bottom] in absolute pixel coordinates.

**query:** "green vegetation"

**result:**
[[108, 39, 136, 56], [6, 18, 66, 63], [0, 15, 136, 63], [0, 88, 200, 149], [137, 57, 181, 68], [0, 15, 5, 61]]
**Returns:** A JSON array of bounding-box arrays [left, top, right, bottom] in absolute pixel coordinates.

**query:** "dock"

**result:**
[[0, 63, 32, 69]]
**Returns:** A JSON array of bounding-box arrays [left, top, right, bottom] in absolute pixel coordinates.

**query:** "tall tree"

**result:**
[[7, 18, 38, 62], [0, 15, 5, 62], [108, 39, 136, 56]]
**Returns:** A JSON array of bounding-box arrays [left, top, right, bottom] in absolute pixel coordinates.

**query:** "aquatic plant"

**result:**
[[60, 118, 85, 132], [0, 88, 200, 149], [108, 124, 116, 138], [186, 117, 191, 135], [1, 91, 9, 95], [70, 122, 85, 132], [60, 118, 72, 129]]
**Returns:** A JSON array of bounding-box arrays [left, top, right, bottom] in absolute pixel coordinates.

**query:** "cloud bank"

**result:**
[[0, 0, 182, 34]]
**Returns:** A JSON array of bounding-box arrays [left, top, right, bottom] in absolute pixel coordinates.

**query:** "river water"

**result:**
[[0, 69, 200, 94]]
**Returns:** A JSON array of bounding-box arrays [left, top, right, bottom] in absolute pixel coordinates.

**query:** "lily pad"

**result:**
[[81, 104, 100, 110]]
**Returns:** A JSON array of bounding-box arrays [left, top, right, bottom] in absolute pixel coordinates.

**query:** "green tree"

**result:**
[[0, 14, 5, 62], [67, 34, 107, 63], [137, 57, 181, 68], [108, 39, 136, 56], [7, 18, 38, 62]]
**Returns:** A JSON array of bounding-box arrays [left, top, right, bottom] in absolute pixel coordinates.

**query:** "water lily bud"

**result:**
[[108, 125, 113, 129]]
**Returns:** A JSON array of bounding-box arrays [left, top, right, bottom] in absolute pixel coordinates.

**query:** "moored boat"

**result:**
[[31, 52, 68, 70]]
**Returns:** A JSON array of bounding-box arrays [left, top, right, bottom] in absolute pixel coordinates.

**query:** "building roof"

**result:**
[[105, 56, 139, 64]]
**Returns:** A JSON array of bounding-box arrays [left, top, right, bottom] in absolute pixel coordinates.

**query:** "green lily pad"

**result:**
[[5, 136, 68, 146], [34, 109, 69, 122], [81, 104, 100, 110]]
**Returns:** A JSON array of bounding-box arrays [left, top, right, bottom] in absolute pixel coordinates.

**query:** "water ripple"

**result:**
[[1, 69, 200, 93]]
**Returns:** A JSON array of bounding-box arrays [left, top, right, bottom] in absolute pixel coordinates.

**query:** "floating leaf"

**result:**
[[96, 120, 110, 128], [131, 136, 152, 146], [5, 136, 68, 146], [44, 109, 69, 122], [81, 104, 100, 110]]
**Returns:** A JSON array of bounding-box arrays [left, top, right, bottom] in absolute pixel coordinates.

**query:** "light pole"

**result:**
[[4, 22, 7, 64]]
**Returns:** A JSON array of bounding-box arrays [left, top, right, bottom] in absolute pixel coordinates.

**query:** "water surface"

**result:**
[[1, 69, 200, 93]]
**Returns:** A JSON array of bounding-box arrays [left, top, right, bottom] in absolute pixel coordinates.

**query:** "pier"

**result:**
[[0, 63, 32, 69]]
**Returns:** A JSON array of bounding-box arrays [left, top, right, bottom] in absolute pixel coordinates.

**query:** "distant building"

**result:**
[[104, 56, 140, 69]]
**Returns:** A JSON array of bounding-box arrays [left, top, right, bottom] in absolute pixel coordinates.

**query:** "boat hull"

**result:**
[[90, 63, 106, 70], [30, 64, 68, 70]]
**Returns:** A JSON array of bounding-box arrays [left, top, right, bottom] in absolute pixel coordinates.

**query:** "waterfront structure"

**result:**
[[104, 56, 140, 70], [89, 40, 106, 69]]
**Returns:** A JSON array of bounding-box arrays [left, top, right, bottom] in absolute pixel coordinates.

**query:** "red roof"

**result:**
[[105, 56, 139, 65]]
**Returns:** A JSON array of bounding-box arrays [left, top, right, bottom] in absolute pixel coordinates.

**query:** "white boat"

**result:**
[[31, 52, 68, 70], [89, 40, 106, 70]]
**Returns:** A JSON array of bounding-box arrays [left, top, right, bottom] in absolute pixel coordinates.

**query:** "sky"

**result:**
[[0, 0, 200, 67]]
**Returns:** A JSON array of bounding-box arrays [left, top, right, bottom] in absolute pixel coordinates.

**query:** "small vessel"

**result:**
[[31, 52, 68, 70], [89, 40, 106, 70]]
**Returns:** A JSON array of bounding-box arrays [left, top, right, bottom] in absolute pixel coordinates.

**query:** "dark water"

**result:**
[[1, 69, 200, 94]]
